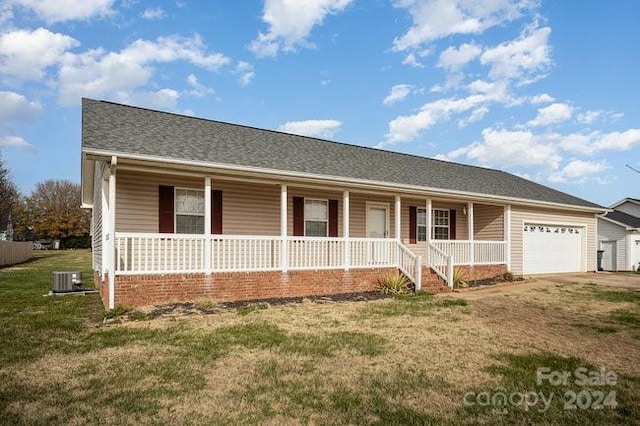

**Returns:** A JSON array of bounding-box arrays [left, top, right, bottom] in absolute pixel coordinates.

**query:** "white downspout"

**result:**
[[108, 156, 117, 310]]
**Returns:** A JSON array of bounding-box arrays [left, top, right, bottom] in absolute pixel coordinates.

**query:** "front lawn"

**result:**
[[1, 251, 639, 424]]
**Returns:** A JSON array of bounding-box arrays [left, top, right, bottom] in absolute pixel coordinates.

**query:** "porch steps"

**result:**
[[419, 267, 452, 293]]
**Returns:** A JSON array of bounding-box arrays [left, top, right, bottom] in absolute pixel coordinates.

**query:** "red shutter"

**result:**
[[158, 185, 174, 233], [449, 209, 456, 240], [328, 199, 338, 237], [212, 190, 223, 234], [409, 206, 416, 244], [293, 196, 304, 236]]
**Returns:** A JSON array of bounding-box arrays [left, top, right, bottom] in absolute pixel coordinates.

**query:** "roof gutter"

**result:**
[[82, 147, 607, 214]]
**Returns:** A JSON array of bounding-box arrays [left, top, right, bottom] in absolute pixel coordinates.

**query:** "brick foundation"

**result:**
[[94, 271, 110, 310], [457, 264, 508, 282], [111, 267, 396, 308]]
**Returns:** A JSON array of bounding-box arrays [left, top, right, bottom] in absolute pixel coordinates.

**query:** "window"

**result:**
[[432, 209, 450, 240], [175, 188, 204, 234], [417, 208, 450, 240], [304, 199, 328, 237]]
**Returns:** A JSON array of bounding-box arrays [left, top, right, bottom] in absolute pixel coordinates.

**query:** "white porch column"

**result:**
[[101, 171, 109, 277], [504, 204, 511, 271], [395, 195, 401, 241], [425, 198, 432, 245], [280, 184, 288, 273], [107, 156, 117, 310], [467, 202, 474, 266], [204, 177, 212, 274], [343, 191, 350, 270]]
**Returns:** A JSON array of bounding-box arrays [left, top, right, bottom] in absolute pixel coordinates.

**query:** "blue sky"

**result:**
[[1, 0, 639, 207]]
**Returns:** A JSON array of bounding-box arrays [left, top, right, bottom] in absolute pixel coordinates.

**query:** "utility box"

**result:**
[[52, 271, 82, 293]]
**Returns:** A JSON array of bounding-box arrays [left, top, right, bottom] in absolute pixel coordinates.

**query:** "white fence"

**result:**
[[0, 241, 33, 267], [431, 240, 506, 265], [114, 234, 422, 286], [113, 233, 508, 288]]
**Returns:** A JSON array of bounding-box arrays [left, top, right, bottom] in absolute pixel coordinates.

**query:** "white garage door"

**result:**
[[523, 224, 583, 274]]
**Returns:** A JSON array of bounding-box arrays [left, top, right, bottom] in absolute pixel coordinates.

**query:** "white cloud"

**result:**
[[383, 84, 413, 105], [530, 93, 555, 104], [0, 91, 41, 123], [11, 0, 115, 23], [548, 159, 608, 183], [442, 127, 562, 171], [385, 94, 492, 143], [278, 119, 342, 138], [0, 28, 79, 81], [561, 129, 640, 155], [577, 110, 601, 124], [249, 0, 352, 57], [527, 102, 573, 127], [116, 89, 180, 109], [437, 42, 481, 72], [392, 0, 530, 51], [0, 135, 35, 151], [234, 61, 254, 86], [480, 25, 552, 83], [186, 74, 215, 97], [402, 52, 424, 68], [141, 7, 165, 20], [458, 106, 489, 127], [57, 35, 231, 105]]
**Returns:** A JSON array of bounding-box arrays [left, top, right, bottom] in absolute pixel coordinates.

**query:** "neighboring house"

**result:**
[[80, 99, 605, 309], [598, 198, 640, 271]]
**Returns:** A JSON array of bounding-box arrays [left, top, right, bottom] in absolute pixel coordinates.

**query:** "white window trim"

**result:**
[[304, 198, 329, 237], [175, 187, 205, 234], [417, 207, 451, 241]]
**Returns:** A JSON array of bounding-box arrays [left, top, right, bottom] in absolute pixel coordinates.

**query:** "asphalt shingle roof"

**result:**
[[603, 210, 640, 228], [82, 98, 602, 209]]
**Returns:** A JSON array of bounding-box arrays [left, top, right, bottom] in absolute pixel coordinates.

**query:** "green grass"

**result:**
[[0, 251, 638, 425], [459, 352, 640, 424]]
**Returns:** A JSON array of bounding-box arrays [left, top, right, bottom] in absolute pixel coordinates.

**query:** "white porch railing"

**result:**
[[114, 234, 420, 284], [431, 240, 506, 265], [428, 242, 453, 286], [114, 233, 506, 289]]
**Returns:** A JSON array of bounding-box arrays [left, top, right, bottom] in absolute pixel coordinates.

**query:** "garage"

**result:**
[[523, 223, 584, 274]]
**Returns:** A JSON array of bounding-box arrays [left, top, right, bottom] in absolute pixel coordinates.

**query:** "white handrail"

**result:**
[[427, 242, 453, 287]]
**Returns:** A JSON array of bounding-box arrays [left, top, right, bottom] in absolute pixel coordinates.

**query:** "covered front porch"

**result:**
[[102, 168, 510, 290]]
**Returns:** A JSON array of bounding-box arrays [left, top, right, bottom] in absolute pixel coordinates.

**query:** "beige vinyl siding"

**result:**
[[597, 218, 628, 271], [92, 161, 106, 274], [510, 205, 596, 275], [473, 204, 504, 240], [116, 171, 281, 235]]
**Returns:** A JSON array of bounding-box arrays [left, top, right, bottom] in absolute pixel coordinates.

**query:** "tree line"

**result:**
[[0, 152, 90, 248]]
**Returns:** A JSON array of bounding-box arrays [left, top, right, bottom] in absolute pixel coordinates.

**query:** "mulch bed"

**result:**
[[114, 291, 390, 321]]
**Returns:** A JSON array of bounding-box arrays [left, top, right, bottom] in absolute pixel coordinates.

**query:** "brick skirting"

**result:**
[[457, 264, 508, 281], [109, 267, 397, 308]]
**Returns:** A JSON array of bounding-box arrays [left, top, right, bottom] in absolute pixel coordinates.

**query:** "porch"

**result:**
[[113, 233, 508, 288]]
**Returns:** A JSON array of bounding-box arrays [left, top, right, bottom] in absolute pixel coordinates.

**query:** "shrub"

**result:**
[[453, 267, 468, 289], [378, 272, 411, 295]]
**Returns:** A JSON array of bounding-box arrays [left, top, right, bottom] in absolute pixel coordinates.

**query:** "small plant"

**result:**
[[453, 267, 468, 289], [501, 271, 514, 282], [238, 302, 269, 316], [378, 271, 411, 295]]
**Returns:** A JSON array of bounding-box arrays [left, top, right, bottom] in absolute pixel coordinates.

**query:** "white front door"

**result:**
[[601, 241, 616, 271], [367, 204, 388, 238]]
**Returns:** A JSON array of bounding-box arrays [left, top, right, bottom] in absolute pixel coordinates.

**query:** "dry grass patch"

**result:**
[[1, 251, 639, 424]]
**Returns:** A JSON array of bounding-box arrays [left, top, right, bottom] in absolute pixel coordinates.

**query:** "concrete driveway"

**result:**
[[447, 272, 640, 300]]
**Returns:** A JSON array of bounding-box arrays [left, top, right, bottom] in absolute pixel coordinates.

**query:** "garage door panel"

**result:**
[[523, 224, 583, 274]]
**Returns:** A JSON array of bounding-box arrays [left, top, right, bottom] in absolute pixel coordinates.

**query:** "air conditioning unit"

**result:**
[[52, 271, 82, 293]]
